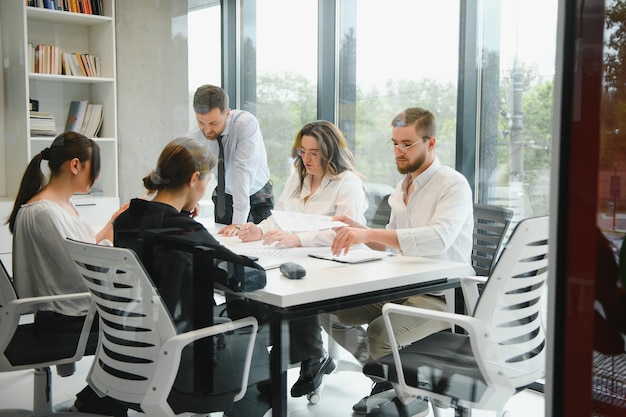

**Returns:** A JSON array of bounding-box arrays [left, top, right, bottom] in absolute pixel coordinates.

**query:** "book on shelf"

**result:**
[[65, 100, 103, 138], [83, 104, 103, 138], [65, 100, 88, 133], [75, 52, 88, 76], [29, 111, 57, 137], [60, 52, 101, 77], [28, 0, 104, 15], [28, 43, 102, 77], [29, 44, 64, 76]]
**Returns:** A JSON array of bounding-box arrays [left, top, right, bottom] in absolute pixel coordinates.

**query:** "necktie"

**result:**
[[216, 135, 226, 220]]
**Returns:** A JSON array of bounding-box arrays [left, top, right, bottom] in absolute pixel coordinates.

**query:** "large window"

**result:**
[[192, 0, 558, 224], [188, 1, 222, 125], [476, 0, 557, 219], [338, 1, 461, 218], [240, 0, 318, 195]]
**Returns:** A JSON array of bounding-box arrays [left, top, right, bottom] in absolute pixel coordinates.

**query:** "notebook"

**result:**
[[308, 249, 392, 264]]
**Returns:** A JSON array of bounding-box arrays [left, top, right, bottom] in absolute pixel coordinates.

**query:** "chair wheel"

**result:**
[[307, 391, 321, 404]]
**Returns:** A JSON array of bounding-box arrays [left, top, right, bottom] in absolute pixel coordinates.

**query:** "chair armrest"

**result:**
[[0, 292, 94, 370], [3, 292, 92, 316], [381, 302, 510, 400], [142, 316, 259, 414], [381, 303, 484, 341], [460, 276, 488, 315]]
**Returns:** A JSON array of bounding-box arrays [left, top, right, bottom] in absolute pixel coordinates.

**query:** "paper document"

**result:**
[[308, 249, 392, 264], [271, 210, 348, 231], [236, 247, 288, 270]]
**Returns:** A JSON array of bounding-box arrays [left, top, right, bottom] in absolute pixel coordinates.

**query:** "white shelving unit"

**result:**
[[0, 2, 119, 273]]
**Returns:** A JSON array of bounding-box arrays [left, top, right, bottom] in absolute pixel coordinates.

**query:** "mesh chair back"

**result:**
[[64, 238, 177, 407], [472, 204, 514, 276], [473, 216, 549, 388]]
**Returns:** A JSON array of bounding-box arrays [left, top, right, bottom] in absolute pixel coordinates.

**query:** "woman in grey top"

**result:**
[[7, 131, 128, 416]]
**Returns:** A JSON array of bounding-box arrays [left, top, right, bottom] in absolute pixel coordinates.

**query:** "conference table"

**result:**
[[216, 233, 475, 417], [147, 219, 474, 417]]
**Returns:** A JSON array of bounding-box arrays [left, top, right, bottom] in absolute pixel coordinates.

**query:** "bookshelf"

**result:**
[[0, 1, 119, 273]]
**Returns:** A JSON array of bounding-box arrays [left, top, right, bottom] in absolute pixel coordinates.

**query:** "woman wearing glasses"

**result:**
[[236, 120, 368, 399], [237, 120, 368, 248]]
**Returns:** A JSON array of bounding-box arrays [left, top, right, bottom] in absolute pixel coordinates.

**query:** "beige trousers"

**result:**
[[323, 295, 449, 362]]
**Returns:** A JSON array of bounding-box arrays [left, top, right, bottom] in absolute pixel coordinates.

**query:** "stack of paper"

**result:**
[[29, 111, 57, 136]]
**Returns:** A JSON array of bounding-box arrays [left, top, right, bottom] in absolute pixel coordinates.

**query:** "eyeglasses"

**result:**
[[296, 148, 320, 159], [388, 137, 430, 152]]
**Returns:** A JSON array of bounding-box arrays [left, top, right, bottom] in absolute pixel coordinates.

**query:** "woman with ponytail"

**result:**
[[8, 131, 125, 311], [7, 131, 129, 416], [112, 137, 225, 397]]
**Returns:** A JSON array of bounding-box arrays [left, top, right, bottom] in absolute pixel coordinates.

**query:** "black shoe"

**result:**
[[71, 398, 128, 417], [353, 381, 394, 414], [366, 396, 429, 417], [290, 355, 336, 397], [256, 378, 272, 396]]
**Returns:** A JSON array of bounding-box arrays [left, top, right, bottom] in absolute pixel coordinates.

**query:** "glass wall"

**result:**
[[337, 1, 461, 223], [209, 0, 557, 225], [188, 1, 222, 125], [240, 0, 318, 196], [476, 0, 558, 221]]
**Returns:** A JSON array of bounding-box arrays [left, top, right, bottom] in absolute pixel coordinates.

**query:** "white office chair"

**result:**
[[63, 238, 259, 417], [363, 216, 549, 417], [0, 258, 100, 416], [328, 203, 514, 369]]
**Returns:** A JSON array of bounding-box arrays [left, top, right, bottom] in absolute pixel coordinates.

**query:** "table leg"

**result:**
[[270, 310, 290, 417]]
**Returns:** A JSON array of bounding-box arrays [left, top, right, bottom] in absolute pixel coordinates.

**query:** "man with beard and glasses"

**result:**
[[324, 107, 473, 417]]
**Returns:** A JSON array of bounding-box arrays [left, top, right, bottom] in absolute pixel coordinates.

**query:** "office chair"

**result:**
[[0, 258, 100, 416], [443, 203, 514, 316], [363, 216, 549, 417], [470, 204, 514, 276], [63, 238, 259, 417], [369, 194, 392, 229], [327, 204, 514, 384]]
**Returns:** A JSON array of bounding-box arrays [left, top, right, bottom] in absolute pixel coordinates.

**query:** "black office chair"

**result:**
[[369, 194, 392, 229], [363, 216, 549, 417], [63, 238, 259, 416], [471, 203, 514, 276], [0, 258, 100, 416]]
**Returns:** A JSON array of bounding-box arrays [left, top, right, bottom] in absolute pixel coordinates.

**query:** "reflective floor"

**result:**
[[0, 344, 545, 417]]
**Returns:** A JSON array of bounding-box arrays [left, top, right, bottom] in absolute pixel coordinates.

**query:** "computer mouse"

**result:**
[[279, 262, 306, 280]]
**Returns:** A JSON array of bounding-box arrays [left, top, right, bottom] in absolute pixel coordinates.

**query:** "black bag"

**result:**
[[217, 260, 267, 292], [146, 228, 267, 292]]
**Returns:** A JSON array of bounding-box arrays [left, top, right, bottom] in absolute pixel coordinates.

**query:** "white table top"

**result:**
[[216, 234, 475, 309]]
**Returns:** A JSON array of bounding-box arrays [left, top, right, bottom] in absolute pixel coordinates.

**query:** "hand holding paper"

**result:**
[[271, 210, 348, 231]]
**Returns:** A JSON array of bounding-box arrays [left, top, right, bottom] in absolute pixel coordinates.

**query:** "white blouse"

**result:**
[[12, 200, 98, 316], [258, 170, 368, 247]]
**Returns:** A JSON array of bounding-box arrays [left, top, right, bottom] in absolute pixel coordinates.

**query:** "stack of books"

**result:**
[[65, 100, 103, 138], [30, 111, 57, 137]]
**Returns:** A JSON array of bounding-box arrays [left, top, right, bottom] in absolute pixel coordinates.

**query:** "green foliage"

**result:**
[[251, 65, 553, 210]]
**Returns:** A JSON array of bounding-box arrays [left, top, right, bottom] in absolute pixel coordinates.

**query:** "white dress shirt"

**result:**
[[387, 156, 473, 264], [187, 109, 271, 224]]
